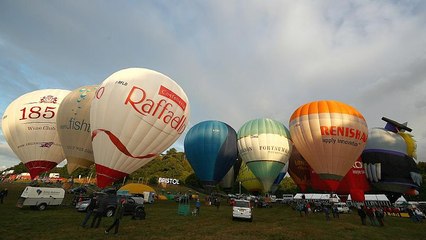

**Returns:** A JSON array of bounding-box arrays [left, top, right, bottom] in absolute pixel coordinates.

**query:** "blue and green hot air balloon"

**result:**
[[237, 118, 293, 193], [184, 120, 238, 188]]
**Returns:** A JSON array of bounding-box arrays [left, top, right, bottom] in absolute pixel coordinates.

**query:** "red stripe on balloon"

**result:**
[[25, 161, 58, 179], [92, 129, 157, 159], [96, 164, 128, 188]]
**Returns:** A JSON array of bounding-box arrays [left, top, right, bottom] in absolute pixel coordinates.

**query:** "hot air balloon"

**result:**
[[2, 89, 71, 178], [90, 68, 190, 188], [289, 100, 368, 191], [361, 117, 421, 202], [270, 163, 289, 193], [237, 161, 264, 194], [184, 120, 238, 188], [219, 157, 242, 190], [335, 158, 371, 202], [57, 85, 97, 174], [310, 158, 371, 201], [237, 118, 293, 193], [288, 146, 311, 192]]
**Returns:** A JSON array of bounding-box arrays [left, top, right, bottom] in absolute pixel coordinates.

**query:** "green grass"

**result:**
[[1, 182, 425, 240]]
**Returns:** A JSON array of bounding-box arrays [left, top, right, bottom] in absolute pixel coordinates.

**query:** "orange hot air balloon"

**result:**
[[289, 100, 368, 191]]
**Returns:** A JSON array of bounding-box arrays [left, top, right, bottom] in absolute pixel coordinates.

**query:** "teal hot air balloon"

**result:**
[[184, 120, 238, 188], [237, 118, 293, 193]]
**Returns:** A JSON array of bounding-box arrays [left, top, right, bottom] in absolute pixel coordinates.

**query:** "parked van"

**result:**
[[282, 194, 294, 203], [16, 186, 65, 210], [334, 202, 351, 213], [232, 199, 253, 222]]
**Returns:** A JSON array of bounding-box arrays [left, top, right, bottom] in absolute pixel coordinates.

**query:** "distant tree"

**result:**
[[184, 173, 203, 188], [148, 175, 158, 185], [278, 177, 298, 194]]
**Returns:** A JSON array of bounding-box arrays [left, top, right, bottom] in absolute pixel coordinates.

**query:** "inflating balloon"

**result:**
[[184, 120, 238, 188], [91, 68, 190, 188], [289, 100, 368, 191], [219, 157, 242, 190], [288, 146, 311, 192], [2, 89, 71, 178], [310, 158, 371, 201], [361, 117, 421, 201], [237, 161, 263, 193], [238, 118, 293, 192], [57, 85, 97, 174], [270, 163, 289, 193]]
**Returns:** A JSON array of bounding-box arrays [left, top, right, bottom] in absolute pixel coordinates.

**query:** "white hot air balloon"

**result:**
[[2, 89, 71, 178], [91, 68, 190, 188], [57, 85, 97, 174]]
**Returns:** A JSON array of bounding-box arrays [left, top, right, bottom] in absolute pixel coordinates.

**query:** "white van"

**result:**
[[232, 199, 253, 222], [16, 186, 65, 210], [143, 191, 155, 204], [334, 202, 351, 213]]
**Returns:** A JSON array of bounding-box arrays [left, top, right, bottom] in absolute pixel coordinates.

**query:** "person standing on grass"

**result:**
[[357, 206, 367, 225], [81, 195, 97, 228], [105, 197, 126, 235], [91, 196, 106, 228], [195, 198, 201, 216], [0, 188, 8, 204], [323, 204, 331, 221], [375, 207, 385, 226]]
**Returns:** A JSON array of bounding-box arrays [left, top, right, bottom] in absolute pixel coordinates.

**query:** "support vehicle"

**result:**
[[232, 199, 253, 222], [16, 186, 65, 211]]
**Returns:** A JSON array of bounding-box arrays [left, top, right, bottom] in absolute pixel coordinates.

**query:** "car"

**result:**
[[68, 186, 88, 195], [76, 194, 145, 219], [232, 199, 253, 222], [334, 202, 351, 213]]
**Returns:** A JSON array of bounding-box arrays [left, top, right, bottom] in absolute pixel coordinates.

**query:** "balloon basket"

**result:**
[[177, 195, 191, 216]]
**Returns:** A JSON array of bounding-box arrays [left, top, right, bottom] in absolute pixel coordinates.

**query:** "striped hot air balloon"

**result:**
[[237, 118, 293, 193], [289, 100, 368, 191]]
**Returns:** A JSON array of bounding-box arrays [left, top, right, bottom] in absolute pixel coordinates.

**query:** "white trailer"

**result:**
[[16, 186, 65, 210]]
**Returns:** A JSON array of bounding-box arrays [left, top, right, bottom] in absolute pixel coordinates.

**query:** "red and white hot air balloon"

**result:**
[[90, 68, 190, 188], [289, 100, 368, 191], [2, 89, 71, 178]]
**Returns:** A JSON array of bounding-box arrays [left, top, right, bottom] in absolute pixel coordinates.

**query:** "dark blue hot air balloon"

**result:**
[[184, 120, 238, 188]]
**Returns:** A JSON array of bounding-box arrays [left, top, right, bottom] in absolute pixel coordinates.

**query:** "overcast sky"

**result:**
[[1, 0, 425, 171]]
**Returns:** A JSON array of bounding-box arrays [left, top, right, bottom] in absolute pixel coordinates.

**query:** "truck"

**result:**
[[16, 186, 65, 211]]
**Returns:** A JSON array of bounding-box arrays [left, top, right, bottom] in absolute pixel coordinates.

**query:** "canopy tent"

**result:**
[[119, 183, 156, 195]]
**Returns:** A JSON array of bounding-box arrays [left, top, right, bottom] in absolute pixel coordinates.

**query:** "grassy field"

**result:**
[[0, 182, 425, 240]]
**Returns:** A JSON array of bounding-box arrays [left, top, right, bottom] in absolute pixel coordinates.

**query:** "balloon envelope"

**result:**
[[184, 120, 238, 187], [2, 89, 71, 178], [237, 161, 263, 193], [288, 146, 311, 192], [237, 118, 292, 192], [90, 68, 190, 188], [270, 163, 289, 193], [219, 157, 242, 189], [310, 158, 371, 201], [57, 85, 97, 174], [289, 100, 368, 191], [361, 122, 421, 195]]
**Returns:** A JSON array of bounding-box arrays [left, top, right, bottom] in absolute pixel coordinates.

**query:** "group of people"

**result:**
[[80, 194, 126, 235], [357, 206, 385, 226]]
